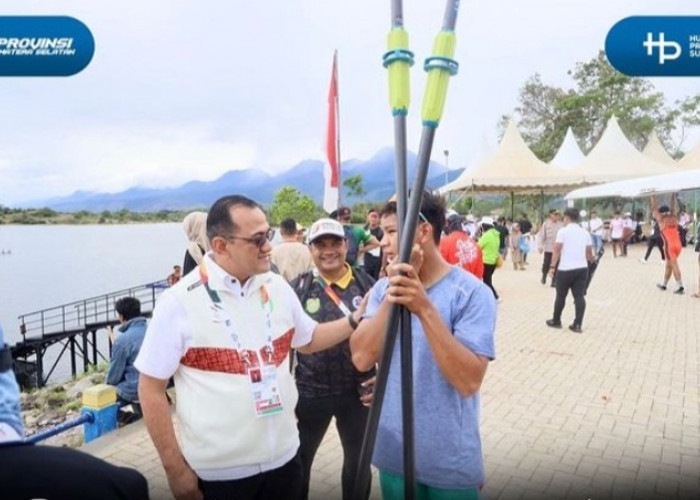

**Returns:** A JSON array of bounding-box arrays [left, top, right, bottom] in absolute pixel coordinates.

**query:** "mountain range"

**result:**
[[26, 148, 464, 212]]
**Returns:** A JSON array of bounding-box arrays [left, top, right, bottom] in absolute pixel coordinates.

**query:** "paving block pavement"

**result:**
[[83, 243, 700, 499]]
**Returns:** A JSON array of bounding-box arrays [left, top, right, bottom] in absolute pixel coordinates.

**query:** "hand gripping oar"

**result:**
[[352, 1, 460, 499]]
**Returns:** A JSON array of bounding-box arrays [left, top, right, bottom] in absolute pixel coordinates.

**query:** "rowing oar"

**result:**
[[385, 0, 416, 497], [352, 1, 460, 498]]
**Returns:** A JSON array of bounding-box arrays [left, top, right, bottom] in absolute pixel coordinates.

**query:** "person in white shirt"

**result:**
[[588, 211, 604, 255], [609, 211, 625, 258], [622, 212, 637, 256], [545, 208, 593, 334], [135, 195, 366, 500]]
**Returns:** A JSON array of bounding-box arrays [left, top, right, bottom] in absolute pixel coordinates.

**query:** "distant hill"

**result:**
[[23, 147, 464, 212]]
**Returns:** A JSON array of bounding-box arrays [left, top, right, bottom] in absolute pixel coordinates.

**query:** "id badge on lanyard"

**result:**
[[199, 262, 284, 418]]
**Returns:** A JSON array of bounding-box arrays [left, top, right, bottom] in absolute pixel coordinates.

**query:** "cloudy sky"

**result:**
[[1, 1, 698, 205]]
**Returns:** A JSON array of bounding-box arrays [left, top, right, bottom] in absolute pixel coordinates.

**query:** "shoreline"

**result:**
[[20, 366, 107, 448]]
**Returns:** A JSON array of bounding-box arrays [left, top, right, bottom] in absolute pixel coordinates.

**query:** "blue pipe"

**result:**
[[25, 411, 94, 444]]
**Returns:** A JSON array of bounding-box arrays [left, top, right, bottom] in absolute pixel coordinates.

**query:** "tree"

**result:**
[[506, 51, 700, 160], [343, 174, 366, 200], [269, 187, 319, 226]]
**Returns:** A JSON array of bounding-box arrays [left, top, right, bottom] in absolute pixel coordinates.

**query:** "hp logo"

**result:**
[[643, 32, 682, 64]]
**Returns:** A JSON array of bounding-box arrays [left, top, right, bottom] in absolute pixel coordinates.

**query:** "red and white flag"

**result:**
[[323, 51, 340, 213]]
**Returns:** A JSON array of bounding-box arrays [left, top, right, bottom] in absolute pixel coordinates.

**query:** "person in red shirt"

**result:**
[[440, 214, 484, 280]]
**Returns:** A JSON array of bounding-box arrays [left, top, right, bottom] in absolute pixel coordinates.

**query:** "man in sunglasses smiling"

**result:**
[[135, 195, 366, 500]]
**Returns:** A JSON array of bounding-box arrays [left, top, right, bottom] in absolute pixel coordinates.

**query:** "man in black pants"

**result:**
[[545, 208, 593, 333], [639, 218, 665, 264], [291, 218, 375, 500]]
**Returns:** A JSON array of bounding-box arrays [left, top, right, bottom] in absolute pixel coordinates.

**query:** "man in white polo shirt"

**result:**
[[545, 208, 593, 334], [135, 195, 364, 500]]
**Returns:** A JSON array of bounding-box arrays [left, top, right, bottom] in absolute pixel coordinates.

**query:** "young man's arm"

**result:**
[[350, 293, 391, 371]]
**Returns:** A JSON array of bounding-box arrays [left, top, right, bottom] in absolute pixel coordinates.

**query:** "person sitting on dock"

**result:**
[[106, 297, 147, 412], [0, 322, 150, 500]]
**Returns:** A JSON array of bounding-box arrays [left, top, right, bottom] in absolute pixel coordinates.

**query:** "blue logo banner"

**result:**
[[0, 16, 94, 76], [606, 16, 700, 77]]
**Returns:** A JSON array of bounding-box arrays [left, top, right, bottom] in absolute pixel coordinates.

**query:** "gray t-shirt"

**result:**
[[365, 266, 496, 489]]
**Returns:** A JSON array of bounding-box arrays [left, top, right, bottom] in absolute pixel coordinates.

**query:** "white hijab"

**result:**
[[183, 211, 210, 265]]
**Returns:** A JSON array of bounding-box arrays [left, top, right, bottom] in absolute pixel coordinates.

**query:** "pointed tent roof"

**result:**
[[679, 138, 700, 169], [567, 116, 679, 183], [642, 130, 676, 166], [550, 127, 585, 170], [439, 120, 580, 193]]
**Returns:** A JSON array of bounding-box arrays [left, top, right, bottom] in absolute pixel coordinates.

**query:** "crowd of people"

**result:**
[[2, 190, 698, 500], [135, 195, 696, 500], [132, 192, 497, 500]]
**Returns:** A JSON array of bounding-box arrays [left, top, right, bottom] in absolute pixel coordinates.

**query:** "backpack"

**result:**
[[292, 266, 376, 305], [343, 225, 361, 266]]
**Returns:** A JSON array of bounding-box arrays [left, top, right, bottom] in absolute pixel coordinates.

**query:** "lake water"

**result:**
[[0, 223, 186, 351]]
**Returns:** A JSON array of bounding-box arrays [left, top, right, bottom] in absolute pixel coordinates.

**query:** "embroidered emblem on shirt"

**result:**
[[305, 298, 321, 314], [352, 295, 363, 309]]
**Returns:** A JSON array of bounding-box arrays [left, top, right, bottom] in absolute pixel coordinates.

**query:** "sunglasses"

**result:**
[[224, 228, 275, 248]]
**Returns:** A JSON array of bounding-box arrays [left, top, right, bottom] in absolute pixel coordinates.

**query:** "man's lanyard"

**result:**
[[199, 261, 274, 365], [314, 273, 353, 316]]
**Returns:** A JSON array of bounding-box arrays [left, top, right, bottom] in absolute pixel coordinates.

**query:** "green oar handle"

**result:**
[[383, 28, 414, 116], [421, 30, 458, 127]]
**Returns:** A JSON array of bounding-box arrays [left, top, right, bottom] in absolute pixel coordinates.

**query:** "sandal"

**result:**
[[692, 293, 700, 298]]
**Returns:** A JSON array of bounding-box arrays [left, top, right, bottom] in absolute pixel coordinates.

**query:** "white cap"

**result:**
[[480, 216, 494, 226], [579, 209, 587, 218], [465, 214, 475, 222], [308, 218, 345, 243], [624, 212, 631, 217], [446, 208, 458, 219]]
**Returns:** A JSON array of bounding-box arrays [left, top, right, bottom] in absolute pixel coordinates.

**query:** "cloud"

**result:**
[[0, 0, 698, 205]]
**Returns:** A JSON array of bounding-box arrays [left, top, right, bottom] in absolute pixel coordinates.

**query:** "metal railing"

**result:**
[[18, 280, 168, 340]]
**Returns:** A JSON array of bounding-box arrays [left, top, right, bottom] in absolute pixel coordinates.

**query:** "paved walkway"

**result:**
[[83, 243, 700, 499]]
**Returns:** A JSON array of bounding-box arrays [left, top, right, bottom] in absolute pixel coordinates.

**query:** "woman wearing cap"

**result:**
[[478, 216, 501, 300], [651, 194, 684, 294]]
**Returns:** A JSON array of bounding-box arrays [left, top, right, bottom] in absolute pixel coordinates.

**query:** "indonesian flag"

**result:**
[[323, 51, 340, 213]]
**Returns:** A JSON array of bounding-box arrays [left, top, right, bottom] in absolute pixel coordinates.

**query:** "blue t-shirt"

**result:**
[[365, 266, 496, 489]]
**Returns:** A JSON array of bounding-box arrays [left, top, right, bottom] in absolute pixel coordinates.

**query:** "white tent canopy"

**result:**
[[439, 119, 580, 194], [679, 137, 700, 169], [565, 168, 700, 200], [566, 116, 679, 183], [642, 130, 676, 166], [550, 127, 585, 170]]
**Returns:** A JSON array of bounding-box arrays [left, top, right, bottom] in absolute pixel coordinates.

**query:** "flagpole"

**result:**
[[352, 1, 461, 498], [335, 50, 342, 210]]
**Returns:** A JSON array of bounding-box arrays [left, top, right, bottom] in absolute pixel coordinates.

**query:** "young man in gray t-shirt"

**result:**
[[350, 192, 496, 496]]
